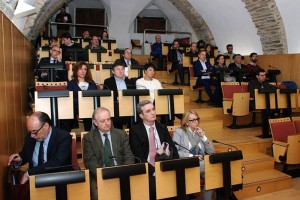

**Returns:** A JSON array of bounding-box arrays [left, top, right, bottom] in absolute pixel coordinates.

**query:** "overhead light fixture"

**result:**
[[14, 0, 37, 19]]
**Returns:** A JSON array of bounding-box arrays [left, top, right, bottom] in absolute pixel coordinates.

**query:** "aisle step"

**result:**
[[235, 169, 292, 199]]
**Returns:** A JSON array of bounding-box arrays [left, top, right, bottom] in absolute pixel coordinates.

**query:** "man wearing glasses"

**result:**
[[35, 45, 67, 82], [8, 111, 72, 184]]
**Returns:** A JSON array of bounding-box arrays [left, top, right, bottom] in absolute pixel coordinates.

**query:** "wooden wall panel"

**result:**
[[244, 54, 300, 87], [0, 12, 34, 199]]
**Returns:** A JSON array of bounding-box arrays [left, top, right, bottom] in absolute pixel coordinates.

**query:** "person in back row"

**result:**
[[228, 54, 248, 83], [246, 52, 262, 81], [168, 39, 185, 86], [35, 45, 67, 82], [114, 48, 139, 77]]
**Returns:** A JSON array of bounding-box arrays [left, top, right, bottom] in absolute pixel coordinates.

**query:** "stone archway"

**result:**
[[242, 0, 287, 54], [167, 0, 216, 46]]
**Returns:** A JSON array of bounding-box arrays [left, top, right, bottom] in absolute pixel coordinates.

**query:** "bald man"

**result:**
[[8, 112, 72, 184]]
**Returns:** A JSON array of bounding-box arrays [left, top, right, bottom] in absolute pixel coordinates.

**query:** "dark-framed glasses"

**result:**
[[28, 123, 45, 135], [188, 118, 200, 122]]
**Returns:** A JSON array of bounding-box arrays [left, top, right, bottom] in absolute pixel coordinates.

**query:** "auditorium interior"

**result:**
[[1, 0, 300, 199]]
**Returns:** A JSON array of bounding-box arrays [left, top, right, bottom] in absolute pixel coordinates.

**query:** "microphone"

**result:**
[[45, 164, 80, 172], [109, 156, 141, 163], [173, 141, 194, 155], [212, 140, 238, 151], [100, 84, 111, 90]]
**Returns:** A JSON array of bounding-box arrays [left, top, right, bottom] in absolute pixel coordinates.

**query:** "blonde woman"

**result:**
[[173, 110, 214, 200]]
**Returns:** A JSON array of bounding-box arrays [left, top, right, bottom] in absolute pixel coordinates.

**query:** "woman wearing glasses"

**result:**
[[66, 61, 98, 131], [173, 110, 214, 200]]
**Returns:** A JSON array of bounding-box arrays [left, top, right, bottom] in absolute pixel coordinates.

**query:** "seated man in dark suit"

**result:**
[[114, 48, 139, 77], [35, 45, 67, 82], [8, 111, 72, 184], [84, 107, 134, 200], [103, 63, 136, 129], [168, 39, 184, 85], [228, 54, 248, 82], [193, 50, 220, 106], [129, 100, 179, 200]]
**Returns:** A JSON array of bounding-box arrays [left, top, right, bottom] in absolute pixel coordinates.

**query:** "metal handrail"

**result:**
[[48, 21, 108, 37], [143, 29, 192, 54]]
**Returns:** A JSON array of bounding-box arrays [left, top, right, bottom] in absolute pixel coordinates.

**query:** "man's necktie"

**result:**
[[149, 127, 156, 166], [126, 60, 130, 66], [103, 134, 114, 167], [38, 141, 44, 166]]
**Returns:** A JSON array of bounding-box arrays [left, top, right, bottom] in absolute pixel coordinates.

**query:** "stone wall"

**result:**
[[242, 0, 287, 54], [167, 0, 216, 46]]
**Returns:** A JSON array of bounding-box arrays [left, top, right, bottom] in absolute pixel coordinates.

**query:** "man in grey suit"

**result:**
[[83, 107, 134, 200]]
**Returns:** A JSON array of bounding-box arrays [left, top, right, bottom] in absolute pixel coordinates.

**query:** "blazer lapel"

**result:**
[[93, 129, 105, 160]]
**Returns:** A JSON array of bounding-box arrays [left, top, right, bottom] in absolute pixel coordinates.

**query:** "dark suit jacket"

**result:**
[[103, 76, 136, 118], [18, 127, 72, 175], [83, 128, 134, 177], [35, 57, 67, 82], [114, 58, 139, 67], [193, 59, 214, 78], [228, 63, 248, 82], [129, 121, 179, 172], [168, 48, 184, 69]]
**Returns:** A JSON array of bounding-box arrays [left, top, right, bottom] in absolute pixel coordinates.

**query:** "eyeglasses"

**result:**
[[28, 123, 45, 135], [188, 118, 200, 122]]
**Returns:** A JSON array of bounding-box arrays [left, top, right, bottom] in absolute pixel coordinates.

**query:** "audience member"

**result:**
[[103, 63, 136, 129], [60, 32, 82, 61], [173, 110, 214, 200], [101, 31, 109, 40], [84, 35, 106, 50], [136, 63, 163, 103], [197, 39, 205, 50], [168, 39, 185, 86], [49, 37, 59, 47], [205, 44, 214, 59], [193, 50, 220, 106], [129, 100, 179, 200], [67, 61, 98, 131], [82, 31, 90, 39], [114, 48, 139, 77], [248, 69, 277, 110], [228, 54, 248, 82], [55, 4, 72, 37], [223, 44, 235, 63], [150, 34, 164, 70], [248, 69, 278, 135], [35, 45, 67, 82], [214, 54, 235, 82], [246, 52, 262, 81], [83, 107, 134, 200], [8, 112, 72, 184], [185, 42, 198, 57]]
